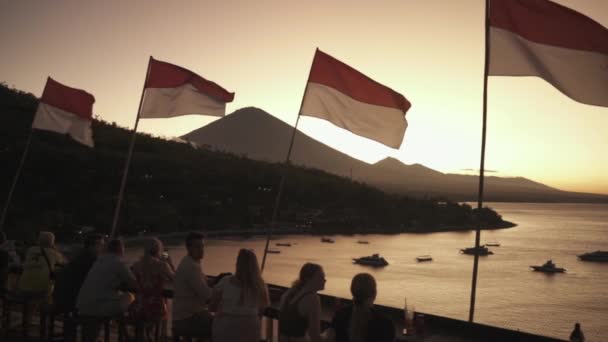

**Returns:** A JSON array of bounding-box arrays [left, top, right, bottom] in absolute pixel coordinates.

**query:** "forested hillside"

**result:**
[[0, 83, 508, 242]]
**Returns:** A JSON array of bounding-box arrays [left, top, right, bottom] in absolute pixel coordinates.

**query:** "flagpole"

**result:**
[[0, 128, 34, 232], [261, 49, 318, 272], [109, 56, 152, 239], [469, 0, 490, 323]]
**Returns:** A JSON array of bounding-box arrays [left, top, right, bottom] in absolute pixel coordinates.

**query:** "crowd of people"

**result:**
[[0, 230, 401, 342], [1, 230, 592, 342]]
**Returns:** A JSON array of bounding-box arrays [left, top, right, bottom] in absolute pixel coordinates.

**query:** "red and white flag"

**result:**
[[489, 0, 608, 107], [140, 57, 235, 118], [300, 49, 411, 149], [32, 77, 95, 147]]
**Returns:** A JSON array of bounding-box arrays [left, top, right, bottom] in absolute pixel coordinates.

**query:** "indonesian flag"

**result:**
[[32, 77, 95, 147], [140, 57, 235, 118], [489, 0, 608, 107], [300, 49, 410, 149]]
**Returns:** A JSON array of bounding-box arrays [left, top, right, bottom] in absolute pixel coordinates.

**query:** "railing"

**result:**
[[3, 271, 568, 341], [260, 281, 567, 342]]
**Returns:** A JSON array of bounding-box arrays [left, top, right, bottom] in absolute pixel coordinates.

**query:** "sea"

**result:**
[[124, 202, 608, 341]]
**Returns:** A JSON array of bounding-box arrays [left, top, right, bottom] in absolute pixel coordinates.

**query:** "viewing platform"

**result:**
[[1, 273, 568, 342]]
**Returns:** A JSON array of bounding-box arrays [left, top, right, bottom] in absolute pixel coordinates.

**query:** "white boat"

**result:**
[[416, 255, 433, 262], [353, 253, 389, 267], [578, 250, 608, 262], [460, 246, 493, 256], [530, 259, 565, 273]]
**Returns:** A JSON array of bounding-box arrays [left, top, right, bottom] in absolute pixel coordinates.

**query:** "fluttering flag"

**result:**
[[300, 49, 410, 149], [489, 0, 608, 107], [32, 77, 95, 147], [140, 57, 235, 118]]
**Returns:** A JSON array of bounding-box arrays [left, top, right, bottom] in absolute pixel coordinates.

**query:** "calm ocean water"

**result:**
[[125, 202, 608, 341]]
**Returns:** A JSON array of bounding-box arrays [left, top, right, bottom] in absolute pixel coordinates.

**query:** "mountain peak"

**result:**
[[181, 108, 608, 202], [373, 158, 444, 176], [229, 106, 273, 118], [374, 157, 405, 167]]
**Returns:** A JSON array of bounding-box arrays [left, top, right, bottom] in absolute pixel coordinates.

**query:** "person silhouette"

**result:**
[[569, 322, 585, 342]]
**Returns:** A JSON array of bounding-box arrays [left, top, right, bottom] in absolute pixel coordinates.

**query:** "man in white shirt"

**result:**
[[172, 232, 213, 339]]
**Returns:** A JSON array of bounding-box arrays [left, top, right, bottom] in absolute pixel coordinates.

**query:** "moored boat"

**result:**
[[530, 259, 565, 273], [267, 249, 281, 254], [357, 240, 369, 244], [460, 246, 493, 256], [353, 253, 388, 267], [577, 250, 608, 262], [416, 255, 433, 262], [485, 242, 500, 247], [276, 242, 291, 247], [321, 237, 335, 243]]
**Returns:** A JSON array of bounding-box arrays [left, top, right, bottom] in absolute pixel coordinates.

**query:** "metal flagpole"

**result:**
[[0, 128, 34, 232], [469, 0, 491, 323], [260, 49, 318, 272], [109, 56, 153, 239]]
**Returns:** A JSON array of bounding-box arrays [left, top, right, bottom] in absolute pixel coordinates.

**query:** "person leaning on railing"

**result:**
[[76, 238, 137, 317], [131, 237, 175, 322], [325, 273, 395, 342], [569, 322, 585, 342], [53, 233, 105, 313], [172, 232, 213, 339], [279, 263, 327, 342], [17, 231, 66, 300], [209, 248, 270, 342]]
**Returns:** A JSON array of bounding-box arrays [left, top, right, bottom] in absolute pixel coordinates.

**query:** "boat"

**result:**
[[416, 255, 433, 262], [321, 237, 335, 243], [276, 242, 291, 247], [267, 249, 281, 254], [460, 246, 493, 256], [577, 250, 608, 262], [357, 240, 369, 244], [353, 253, 388, 267], [485, 242, 501, 247], [530, 259, 565, 273]]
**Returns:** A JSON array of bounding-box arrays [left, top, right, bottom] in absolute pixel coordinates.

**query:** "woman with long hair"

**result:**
[[279, 263, 326, 342], [326, 273, 395, 342], [211, 248, 270, 342]]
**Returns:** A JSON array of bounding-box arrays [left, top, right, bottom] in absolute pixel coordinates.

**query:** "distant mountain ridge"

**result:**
[[183, 107, 608, 203]]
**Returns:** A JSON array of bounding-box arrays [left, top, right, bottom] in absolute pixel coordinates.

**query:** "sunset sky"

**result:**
[[1, 0, 607, 194]]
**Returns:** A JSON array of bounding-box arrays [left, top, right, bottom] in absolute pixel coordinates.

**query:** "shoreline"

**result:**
[[118, 220, 518, 245]]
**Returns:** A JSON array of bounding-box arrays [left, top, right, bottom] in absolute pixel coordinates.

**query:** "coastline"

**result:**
[[117, 220, 518, 246]]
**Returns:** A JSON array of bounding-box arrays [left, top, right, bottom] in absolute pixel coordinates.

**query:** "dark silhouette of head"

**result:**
[[185, 232, 205, 261], [106, 239, 124, 256], [39, 231, 55, 248], [294, 262, 325, 292], [144, 237, 163, 258], [84, 233, 105, 256], [351, 273, 377, 305]]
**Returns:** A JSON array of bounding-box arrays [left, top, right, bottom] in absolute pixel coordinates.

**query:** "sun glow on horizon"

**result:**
[[1, 0, 607, 195]]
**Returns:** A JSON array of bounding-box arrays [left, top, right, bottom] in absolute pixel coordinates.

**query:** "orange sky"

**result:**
[[1, 0, 607, 195]]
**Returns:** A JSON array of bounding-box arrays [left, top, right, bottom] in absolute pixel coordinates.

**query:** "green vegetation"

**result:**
[[0, 83, 511, 242]]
